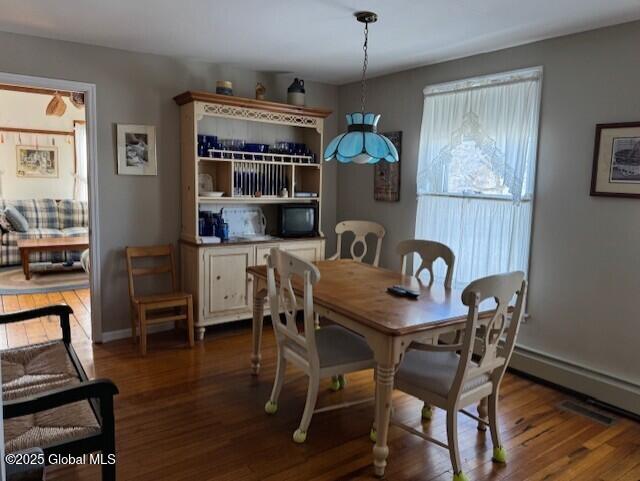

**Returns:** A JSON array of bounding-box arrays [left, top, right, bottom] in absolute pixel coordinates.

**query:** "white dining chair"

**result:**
[[264, 248, 376, 443], [392, 271, 527, 481], [397, 239, 455, 288], [329, 220, 386, 267], [397, 239, 456, 419]]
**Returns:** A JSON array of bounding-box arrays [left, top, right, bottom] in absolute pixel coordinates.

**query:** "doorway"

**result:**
[[0, 72, 100, 343]]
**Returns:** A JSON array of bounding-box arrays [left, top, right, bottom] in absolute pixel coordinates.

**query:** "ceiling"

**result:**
[[1, 0, 640, 84]]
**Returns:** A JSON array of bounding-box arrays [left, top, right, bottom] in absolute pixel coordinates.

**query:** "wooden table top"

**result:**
[[17, 236, 89, 249], [248, 259, 496, 336]]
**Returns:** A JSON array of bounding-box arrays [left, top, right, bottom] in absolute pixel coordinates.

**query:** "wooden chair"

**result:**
[[264, 248, 375, 443], [328, 220, 386, 267], [393, 271, 527, 481], [125, 245, 194, 356], [397, 239, 455, 288]]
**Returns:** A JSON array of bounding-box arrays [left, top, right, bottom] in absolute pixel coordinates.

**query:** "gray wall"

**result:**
[[0, 31, 338, 335], [337, 21, 640, 386]]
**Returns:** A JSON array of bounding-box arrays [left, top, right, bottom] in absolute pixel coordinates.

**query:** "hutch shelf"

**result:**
[[174, 91, 332, 339]]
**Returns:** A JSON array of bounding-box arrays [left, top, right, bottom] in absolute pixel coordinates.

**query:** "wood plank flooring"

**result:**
[[0, 288, 91, 349], [2, 291, 639, 480]]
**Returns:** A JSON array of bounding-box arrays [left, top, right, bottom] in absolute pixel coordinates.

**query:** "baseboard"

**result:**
[[510, 345, 640, 416], [101, 322, 175, 343]]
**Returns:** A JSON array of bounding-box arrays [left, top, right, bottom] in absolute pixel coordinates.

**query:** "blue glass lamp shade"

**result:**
[[324, 112, 399, 164]]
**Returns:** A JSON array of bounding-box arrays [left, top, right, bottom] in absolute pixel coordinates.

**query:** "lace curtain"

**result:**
[[73, 122, 88, 202], [415, 67, 542, 286]]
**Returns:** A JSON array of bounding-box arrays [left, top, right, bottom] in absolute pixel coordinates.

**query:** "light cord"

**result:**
[[360, 21, 369, 115]]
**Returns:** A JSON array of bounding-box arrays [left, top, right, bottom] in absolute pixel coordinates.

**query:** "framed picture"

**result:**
[[117, 124, 157, 175], [591, 122, 640, 198], [16, 145, 58, 178], [374, 131, 402, 201]]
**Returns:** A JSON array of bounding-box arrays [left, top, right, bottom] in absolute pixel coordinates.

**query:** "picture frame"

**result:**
[[16, 145, 58, 178], [591, 122, 640, 198], [117, 124, 157, 176], [374, 131, 402, 201]]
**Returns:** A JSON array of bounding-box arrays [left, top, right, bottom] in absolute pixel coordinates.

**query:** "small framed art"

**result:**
[[16, 145, 58, 178], [374, 131, 401, 201], [591, 122, 640, 198], [117, 124, 157, 176]]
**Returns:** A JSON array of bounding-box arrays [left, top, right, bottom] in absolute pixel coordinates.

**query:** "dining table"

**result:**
[[247, 259, 496, 477]]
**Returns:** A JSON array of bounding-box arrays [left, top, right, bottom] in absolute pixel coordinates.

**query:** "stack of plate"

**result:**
[[199, 173, 224, 197]]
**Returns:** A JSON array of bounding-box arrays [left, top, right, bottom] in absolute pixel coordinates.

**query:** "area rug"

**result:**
[[0, 264, 89, 295]]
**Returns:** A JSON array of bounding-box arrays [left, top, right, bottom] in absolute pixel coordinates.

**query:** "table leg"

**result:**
[[21, 249, 31, 280], [251, 276, 267, 376], [373, 363, 395, 477]]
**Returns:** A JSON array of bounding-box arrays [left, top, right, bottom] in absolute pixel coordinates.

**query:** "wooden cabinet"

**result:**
[[182, 238, 325, 340], [202, 246, 254, 317], [174, 90, 331, 245], [175, 91, 331, 340]]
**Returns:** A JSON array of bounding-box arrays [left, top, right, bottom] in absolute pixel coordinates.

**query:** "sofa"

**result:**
[[0, 199, 88, 267]]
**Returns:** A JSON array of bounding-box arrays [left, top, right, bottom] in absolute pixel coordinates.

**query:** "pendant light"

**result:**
[[324, 11, 399, 164]]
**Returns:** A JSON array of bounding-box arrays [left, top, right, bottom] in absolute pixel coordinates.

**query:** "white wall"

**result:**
[[0, 89, 85, 199], [337, 21, 640, 412]]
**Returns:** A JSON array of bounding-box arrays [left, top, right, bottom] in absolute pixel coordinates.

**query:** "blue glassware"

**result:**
[[324, 112, 399, 164], [216, 222, 229, 241]]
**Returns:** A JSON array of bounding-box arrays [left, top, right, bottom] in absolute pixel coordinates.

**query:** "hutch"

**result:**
[[174, 91, 331, 339]]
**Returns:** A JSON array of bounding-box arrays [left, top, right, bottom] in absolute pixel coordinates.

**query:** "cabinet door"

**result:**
[[202, 246, 254, 317], [280, 240, 325, 263]]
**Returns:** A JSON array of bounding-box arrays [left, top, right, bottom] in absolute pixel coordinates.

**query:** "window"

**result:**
[[73, 121, 88, 202], [415, 67, 542, 286]]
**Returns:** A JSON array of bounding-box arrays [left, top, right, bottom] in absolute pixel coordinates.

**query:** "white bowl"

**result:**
[[201, 191, 224, 198]]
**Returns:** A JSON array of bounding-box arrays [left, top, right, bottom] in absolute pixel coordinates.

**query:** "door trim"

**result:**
[[0, 71, 102, 342]]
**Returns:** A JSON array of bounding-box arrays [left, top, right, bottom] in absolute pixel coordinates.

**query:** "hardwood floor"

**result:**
[[0, 288, 91, 348], [3, 291, 640, 480]]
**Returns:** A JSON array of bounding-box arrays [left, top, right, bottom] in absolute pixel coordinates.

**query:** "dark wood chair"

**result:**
[[1, 305, 118, 481], [125, 244, 195, 355]]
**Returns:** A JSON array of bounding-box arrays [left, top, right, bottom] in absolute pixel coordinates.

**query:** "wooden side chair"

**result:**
[[397, 239, 455, 288], [264, 248, 375, 443], [125, 245, 194, 355], [329, 220, 386, 267], [392, 271, 527, 481]]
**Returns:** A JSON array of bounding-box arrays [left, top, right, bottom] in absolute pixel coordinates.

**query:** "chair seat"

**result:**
[[2, 341, 78, 400], [314, 325, 374, 368], [133, 291, 191, 305], [1, 341, 100, 453], [396, 350, 490, 398]]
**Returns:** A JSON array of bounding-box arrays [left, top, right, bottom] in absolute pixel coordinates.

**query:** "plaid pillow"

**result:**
[[57, 200, 89, 229], [7, 199, 59, 229], [0, 211, 13, 233]]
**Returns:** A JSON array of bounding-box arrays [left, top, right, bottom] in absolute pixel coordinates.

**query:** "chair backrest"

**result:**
[[266, 248, 321, 362], [333, 220, 386, 266], [450, 271, 527, 401], [396, 239, 455, 288], [125, 244, 177, 301]]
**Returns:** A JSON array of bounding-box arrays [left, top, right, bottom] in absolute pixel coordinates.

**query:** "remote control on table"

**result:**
[[387, 285, 420, 299]]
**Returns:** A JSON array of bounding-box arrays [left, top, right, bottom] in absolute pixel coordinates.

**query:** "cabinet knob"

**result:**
[[216, 275, 221, 280]]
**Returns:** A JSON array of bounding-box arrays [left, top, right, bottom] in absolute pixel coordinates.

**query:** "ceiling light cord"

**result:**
[[360, 21, 369, 115]]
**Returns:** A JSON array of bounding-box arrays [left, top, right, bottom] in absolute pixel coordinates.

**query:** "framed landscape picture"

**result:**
[[374, 131, 402, 201], [117, 124, 157, 175], [16, 145, 58, 178], [591, 122, 640, 198]]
